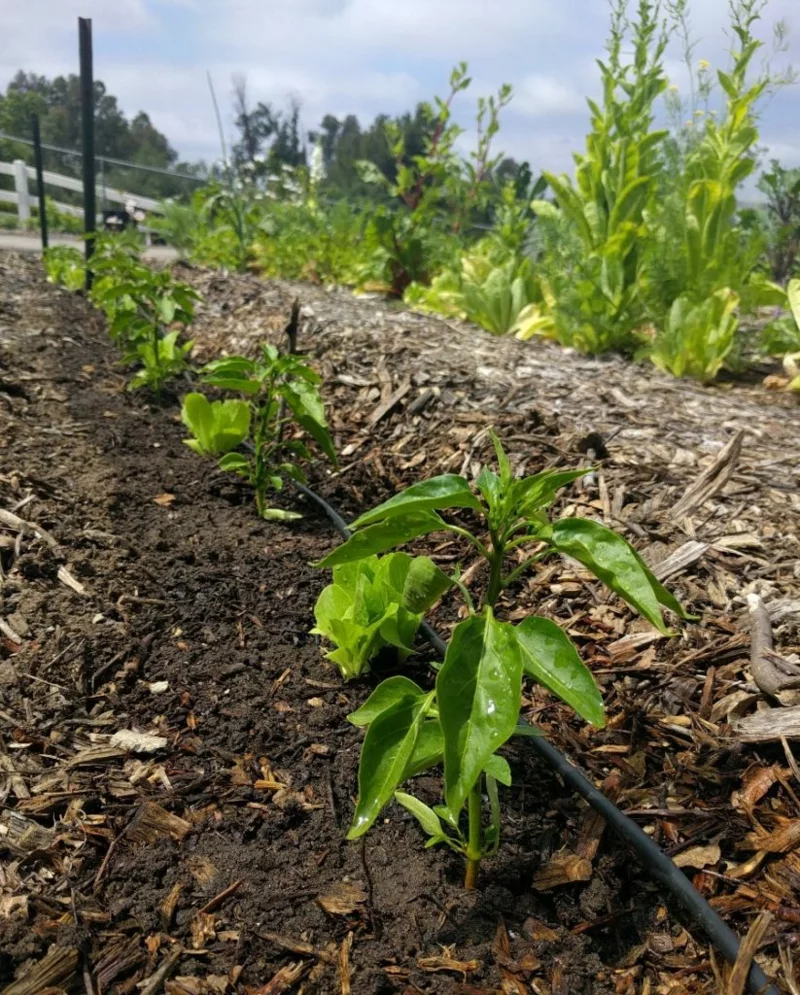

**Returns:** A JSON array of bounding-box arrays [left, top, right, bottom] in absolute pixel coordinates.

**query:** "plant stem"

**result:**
[[465, 778, 483, 890], [486, 531, 504, 607]]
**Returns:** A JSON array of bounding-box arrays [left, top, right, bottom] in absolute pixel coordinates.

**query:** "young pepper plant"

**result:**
[[316, 433, 691, 889], [184, 345, 337, 520], [90, 245, 200, 392]]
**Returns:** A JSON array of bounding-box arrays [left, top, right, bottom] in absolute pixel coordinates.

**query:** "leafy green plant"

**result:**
[[356, 64, 512, 296], [649, 287, 739, 381], [90, 247, 199, 392], [129, 331, 194, 393], [43, 245, 85, 291], [181, 392, 251, 455], [185, 345, 337, 520], [642, 1, 793, 378], [758, 160, 800, 285], [316, 433, 690, 888], [532, 0, 669, 353], [312, 553, 452, 679]]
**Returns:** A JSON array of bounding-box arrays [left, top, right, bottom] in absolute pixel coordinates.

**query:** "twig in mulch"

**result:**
[[255, 960, 308, 994], [746, 593, 800, 696], [359, 837, 381, 939], [338, 932, 353, 995], [138, 946, 182, 995], [93, 822, 129, 892], [727, 911, 773, 995], [0, 945, 79, 995], [670, 429, 743, 520], [198, 879, 243, 915], [256, 931, 335, 962], [325, 766, 338, 828], [42, 637, 85, 673]]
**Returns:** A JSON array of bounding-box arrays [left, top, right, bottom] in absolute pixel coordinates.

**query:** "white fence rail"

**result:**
[[0, 158, 165, 224]]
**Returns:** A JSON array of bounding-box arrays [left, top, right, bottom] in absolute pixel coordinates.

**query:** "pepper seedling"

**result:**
[[316, 432, 691, 889], [90, 240, 200, 392], [184, 345, 337, 520]]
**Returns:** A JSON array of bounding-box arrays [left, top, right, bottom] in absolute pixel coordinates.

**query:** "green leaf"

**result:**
[[514, 615, 605, 727], [401, 556, 453, 613], [394, 791, 444, 838], [483, 753, 512, 786], [217, 452, 251, 473], [281, 381, 337, 464], [314, 512, 446, 567], [549, 518, 678, 633], [347, 693, 432, 839], [788, 278, 800, 330], [261, 508, 302, 521], [402, 719, 444, 778], [488, 430, 512, 486], [511, 468, 589, 517], [351, 475, 481, 528], [438, 610, 523, 816], [181, 393, 251, 456], [155, 296, 176, 324], [476, 467, 503, 514], [348, 676, 425, 726]]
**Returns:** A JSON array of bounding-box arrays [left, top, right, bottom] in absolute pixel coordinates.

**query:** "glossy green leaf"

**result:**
[[514, 615, 605, 727], [483, 753, 512, 786], [549, 518, 676, 633], [401, 556, 453, 613], [403, 719, 444, 778], [348, 676, 425, 727], [511, 468, 589, 517], [351, 475, 481, 528], [438, 611, 523, 815], [314, 512, 446, 567], [347, 693, 432, 839], [394, 791, 444, 838]]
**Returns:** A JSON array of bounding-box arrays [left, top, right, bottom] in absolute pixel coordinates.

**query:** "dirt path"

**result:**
[[1, 252, 799, 994]]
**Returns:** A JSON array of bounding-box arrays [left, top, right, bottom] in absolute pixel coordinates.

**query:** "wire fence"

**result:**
[[0, 130, 205, 213]]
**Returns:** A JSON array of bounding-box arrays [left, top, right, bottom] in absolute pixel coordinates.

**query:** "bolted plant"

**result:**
[[315, 432, 691, 889]]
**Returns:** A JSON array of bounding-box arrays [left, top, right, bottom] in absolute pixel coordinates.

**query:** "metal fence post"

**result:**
[[79, 17, 96, 289], [13, 159, 30, 224], [31, 114, 48, 250]]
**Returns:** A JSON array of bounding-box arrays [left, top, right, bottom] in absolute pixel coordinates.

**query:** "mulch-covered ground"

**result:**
[[1, 251, 799, 995]]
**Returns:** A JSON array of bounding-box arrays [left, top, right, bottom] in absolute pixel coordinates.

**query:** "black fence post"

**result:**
[[79, 17, 96, 290], [31, 113, 48, 251]]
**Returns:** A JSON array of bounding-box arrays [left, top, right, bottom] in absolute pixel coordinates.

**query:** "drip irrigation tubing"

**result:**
[[291, 478, 778, 995]]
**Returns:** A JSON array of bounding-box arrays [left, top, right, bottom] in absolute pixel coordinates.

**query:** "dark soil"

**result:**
[[1, 253, 797, 995]]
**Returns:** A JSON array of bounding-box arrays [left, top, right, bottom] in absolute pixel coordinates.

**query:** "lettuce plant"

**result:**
[[43, 246, 85, 291], [184, 345, 336, 520], [312, 553, 452, 679], [317, 433, 690, 888], [181, 392, 252, 455]]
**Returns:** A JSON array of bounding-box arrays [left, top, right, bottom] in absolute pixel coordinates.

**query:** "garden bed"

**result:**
[[1, 252, 799, 995]]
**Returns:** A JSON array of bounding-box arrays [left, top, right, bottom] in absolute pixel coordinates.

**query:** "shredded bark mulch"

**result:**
[[1, 252, 799, 994]]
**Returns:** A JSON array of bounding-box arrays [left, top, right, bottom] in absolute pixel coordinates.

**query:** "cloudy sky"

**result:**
[[2, 0, 799, 184]]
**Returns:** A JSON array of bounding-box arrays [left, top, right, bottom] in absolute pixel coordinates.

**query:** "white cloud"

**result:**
[[0, 0, 798, 176], [515, 75, 587, 118]]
